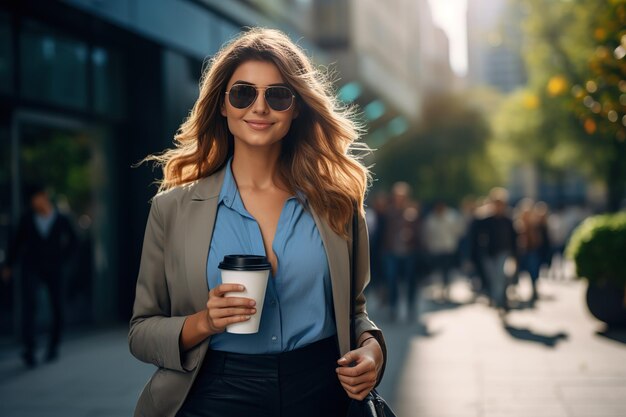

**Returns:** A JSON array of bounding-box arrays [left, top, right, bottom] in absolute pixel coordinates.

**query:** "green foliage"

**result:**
[[516, 0, 626, 209], [21, 131, 92, 214], [373, 92, 498, 203], [489, 89, 542, 176], [565, 212, 626, 285]]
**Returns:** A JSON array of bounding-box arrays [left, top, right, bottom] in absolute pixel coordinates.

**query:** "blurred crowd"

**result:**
[[365, 182, 591, 321]]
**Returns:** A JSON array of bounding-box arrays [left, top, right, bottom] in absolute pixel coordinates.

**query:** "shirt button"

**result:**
[[271, 335, 278, 341], [270, 300, 277, 306]]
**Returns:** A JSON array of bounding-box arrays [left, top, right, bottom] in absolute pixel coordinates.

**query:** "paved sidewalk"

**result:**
[[0, 327, 153, 417], [385, 277, 626, 417]]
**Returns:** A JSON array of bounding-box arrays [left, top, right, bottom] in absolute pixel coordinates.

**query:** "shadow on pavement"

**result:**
[[414, 321, 440, 338], [597, 327, 626, 344], [536, 293, 558, 302], [420, 298, 471, 314], [0, 362, 32, 384], [501, 323, 568, 347], [507, 299, 537, 311]]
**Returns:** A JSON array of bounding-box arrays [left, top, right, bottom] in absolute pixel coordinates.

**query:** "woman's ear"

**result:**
[[221, 103, 227, 117]]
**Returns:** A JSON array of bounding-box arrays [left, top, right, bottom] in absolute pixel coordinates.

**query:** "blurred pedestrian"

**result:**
[[423, 201, 463, 301], [457, 196, 476, 275], [365, 192, 389, 303], [473, 188, 517, 312], [514, 199, 544, 303], [2, 184, 77, 367], [381, 182, 423, 321], [468, 197, 491, 297], [546, 204, 568, 280], [534, 201, 552, 277], [129, 28, 386, 417]]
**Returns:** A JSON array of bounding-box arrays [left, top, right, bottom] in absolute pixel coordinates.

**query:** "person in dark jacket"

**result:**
[[470, 188, 517, 311], [2, 184, 77, 367]]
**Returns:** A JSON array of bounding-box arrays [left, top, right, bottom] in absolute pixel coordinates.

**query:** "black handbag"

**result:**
[[346, 388, 396, 417], [346, 208, 397, 417]]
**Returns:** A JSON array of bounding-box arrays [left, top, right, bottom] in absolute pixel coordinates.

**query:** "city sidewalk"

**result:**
[[374, 276, 626, 417], [0, 327, 153, 416]]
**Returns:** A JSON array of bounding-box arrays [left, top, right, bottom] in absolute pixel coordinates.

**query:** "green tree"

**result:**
[[373, 92, 496, 203], [511, 0, 626, 209]]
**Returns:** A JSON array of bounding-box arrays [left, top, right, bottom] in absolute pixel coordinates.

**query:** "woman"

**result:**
[[129, 28, 386, 417]]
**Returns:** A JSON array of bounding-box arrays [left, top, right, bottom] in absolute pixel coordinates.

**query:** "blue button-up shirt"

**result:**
[[206, 159, 337, 353]]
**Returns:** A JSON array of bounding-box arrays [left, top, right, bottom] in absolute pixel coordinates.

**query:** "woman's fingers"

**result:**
[[210, 307, 256, 319], [212, 314, 252, 329], [211, 284, 244, 297], [208, 296, 256, 309], [205, 284, 257, 333], [208, 308, 253, 331], [336, 362, 377, 398], [336, 357, 375, 377], [336, 348, 379, 400], [207, 283, 255, 309], [336, 371, 377, 388], [339, 380, 374, 399]]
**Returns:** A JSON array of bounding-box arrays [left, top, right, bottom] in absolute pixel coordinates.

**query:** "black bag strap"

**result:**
[[350, 206, 358, 351]]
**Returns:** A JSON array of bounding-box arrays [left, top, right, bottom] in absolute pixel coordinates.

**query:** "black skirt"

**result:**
[[176, 336, 350, 417]]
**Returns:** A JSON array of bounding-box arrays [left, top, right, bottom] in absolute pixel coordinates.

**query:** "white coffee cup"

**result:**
[[218, 255, 271, 334]]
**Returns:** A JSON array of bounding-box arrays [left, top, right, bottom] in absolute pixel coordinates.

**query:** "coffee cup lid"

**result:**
[[218, 255, 272, 271]]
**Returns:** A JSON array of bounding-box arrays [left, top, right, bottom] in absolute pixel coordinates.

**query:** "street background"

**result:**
[[1, 0, 626, 416]]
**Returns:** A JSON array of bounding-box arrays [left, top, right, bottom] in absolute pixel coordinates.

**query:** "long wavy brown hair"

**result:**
[[141, 27, 370, 238]]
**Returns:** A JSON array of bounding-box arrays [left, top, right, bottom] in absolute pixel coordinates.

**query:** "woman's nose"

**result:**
[[251, 89, 270, 113]]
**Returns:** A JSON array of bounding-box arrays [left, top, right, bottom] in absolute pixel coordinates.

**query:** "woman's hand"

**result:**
[[204, 283, 257, 334], [335, 335, 384, 400], [180, 283, 256, 352]]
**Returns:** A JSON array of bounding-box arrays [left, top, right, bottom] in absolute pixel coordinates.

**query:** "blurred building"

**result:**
[[321, 0, 454, 148], [466, 0, 526, 92], [417, 2, 456, 95]]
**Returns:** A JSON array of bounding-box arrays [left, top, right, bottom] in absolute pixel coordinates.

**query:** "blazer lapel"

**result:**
[[311, 208, 351, 356], [184, 167, 227, 313]]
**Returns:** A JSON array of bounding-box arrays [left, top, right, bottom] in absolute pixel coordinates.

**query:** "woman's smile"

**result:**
[[245, 119, 275, 130]]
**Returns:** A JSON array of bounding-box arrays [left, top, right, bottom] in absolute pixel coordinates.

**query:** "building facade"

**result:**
[[334, 0, 453, 147], [0, 0, 291, 339], [466, 0, 526, 92]]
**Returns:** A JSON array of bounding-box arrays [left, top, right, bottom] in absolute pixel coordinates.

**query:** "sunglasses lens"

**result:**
[[266, 87, 294, 111], [228, 85, 257, 109]]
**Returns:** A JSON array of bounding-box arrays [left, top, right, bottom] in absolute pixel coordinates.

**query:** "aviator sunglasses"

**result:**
[[226, 83, 296, 112]]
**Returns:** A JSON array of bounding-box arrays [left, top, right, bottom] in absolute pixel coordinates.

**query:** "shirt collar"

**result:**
[[218, 158, 238, 208], [33, 208, 57, 237]]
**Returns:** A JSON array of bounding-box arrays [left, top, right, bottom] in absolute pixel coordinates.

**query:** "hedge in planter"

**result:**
[[566, 212, 626, 326]]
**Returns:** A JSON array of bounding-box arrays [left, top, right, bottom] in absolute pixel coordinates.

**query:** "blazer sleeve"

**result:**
[[128, 196, 192, 373], [353, 211, 388, 387]]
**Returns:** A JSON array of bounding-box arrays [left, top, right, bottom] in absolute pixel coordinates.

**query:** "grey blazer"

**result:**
[[129, 166, 387, 417]]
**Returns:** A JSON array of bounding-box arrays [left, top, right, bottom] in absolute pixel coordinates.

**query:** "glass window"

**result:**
[[92, 46, 126, 118], [20, 20, 88, 110], [0, 13, 12, 95]]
